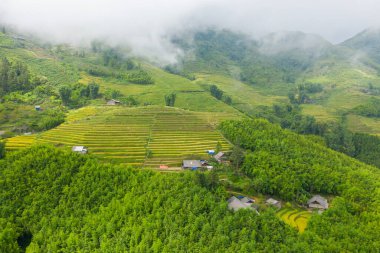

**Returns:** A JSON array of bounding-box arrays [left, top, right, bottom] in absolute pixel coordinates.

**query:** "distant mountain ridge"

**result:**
[[341, 28, 380, 64]]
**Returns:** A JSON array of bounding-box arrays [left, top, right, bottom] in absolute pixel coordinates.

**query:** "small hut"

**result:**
[[307, 195, 328, 210], [72, 146, 88, 154], [266, 198, 282, 208], [107, 99, 121, 106]]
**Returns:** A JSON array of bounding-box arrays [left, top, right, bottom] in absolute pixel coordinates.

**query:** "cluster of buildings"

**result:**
[[228, 195, 328, 213], [182, 151, 227, 170]]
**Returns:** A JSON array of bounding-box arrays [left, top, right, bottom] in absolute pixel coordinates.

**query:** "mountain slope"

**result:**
[[342, 28, 380, 64]]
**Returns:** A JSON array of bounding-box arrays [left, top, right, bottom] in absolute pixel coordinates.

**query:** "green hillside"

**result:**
[[2, 8, 380, 253]]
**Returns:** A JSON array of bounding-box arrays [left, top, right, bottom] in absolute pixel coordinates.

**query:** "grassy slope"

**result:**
[[0, 33, 79, 85], [301, 61, 380, 134], [195, 57, 380, 135], [2, 30, 380, 136]]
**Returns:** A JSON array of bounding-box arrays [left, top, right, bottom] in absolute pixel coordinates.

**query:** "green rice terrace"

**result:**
[[6, 106, 241, 167]]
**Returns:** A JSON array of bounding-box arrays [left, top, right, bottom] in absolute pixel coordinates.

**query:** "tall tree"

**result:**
[[59, 86, 72, 105]]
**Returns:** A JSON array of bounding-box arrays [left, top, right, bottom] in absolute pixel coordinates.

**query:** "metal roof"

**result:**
[[228, 196, 252, 211], [72, 146, 86, 152], [183, 160, 202, 168], [307, 195, 328, 209], [266, 198, 279, 205]]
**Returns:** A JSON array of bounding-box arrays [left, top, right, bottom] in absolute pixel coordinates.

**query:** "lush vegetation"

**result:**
[[254, 103, 380, 168], [220, 119, 380, 250], [0, 145, 300, 252], [164, 93, 176, 107], [1, 140, 380, 251], [353, 98, 380, 118], [59, 82, 100, 108], [0, 57, 32, 96], [125, 70, 154, 84]]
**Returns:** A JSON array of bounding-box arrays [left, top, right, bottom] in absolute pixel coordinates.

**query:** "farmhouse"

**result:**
[[213, 151, 225, 163], [35, 105, 41, 111], [266, 198, 282, 208], [182, 160, 202, 170], [228, 196, 258, 213], [307, 195, 328, 210], [107, 99, 120, 106], [72, 146, 88, 154]]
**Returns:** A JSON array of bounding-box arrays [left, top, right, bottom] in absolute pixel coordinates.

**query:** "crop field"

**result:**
[[6, 106, 240, 167], [276, 207, 312, 233], [346, 114, 380, 136], [5, 135, 36, 150]]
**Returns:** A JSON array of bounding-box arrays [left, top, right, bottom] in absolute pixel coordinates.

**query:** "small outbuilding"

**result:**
[[266, 198, 282, 208], [35, 105, 41, 111], [182, 160, 202, 170], [213, 151, 225, 163], [307, 195, 328, 210], [72, 146, 88, 154], [228, 196, 258, 213], [107, 99, 121, 106]]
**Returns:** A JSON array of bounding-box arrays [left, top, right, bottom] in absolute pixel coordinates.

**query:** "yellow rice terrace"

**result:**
[[6, 106, 240, 167]]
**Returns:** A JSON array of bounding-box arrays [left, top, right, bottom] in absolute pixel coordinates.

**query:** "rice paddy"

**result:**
[[6, 106, 241, 167], [276, 207, 312, 233]]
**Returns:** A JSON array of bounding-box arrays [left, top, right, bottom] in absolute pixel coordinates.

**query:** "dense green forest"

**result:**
[[253, 103, 380, 168], [1, 140, 380, 252], [1, 26, 380, 252], [0, 145, 296, 252], [219, 119, 380, 250]]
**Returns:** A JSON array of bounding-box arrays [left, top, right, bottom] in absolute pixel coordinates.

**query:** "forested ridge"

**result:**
[[0, 145, 297, 252], [1, 136, 380, 252], [220, 119, 380, 251]]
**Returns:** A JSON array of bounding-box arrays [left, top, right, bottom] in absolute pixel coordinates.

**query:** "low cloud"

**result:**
[[1, 0, 380, 62]]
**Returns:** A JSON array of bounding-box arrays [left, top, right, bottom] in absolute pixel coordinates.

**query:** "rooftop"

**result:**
[[183, 160, 202, 168], [307, 195, 328, 209]]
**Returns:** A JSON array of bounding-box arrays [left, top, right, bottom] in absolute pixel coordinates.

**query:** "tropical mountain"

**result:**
[[1, 25, 380, 252]]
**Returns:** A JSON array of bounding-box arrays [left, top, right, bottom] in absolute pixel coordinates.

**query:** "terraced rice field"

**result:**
[[276, 207, 312, 233], [5, 135, 36, 151], [6, 106, 240, 167]]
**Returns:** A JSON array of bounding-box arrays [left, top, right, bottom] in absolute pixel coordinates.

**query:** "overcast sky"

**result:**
[[0, 0, 379, 61]]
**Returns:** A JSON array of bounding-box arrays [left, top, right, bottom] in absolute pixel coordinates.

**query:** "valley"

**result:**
[[1, 25, 380, 252]]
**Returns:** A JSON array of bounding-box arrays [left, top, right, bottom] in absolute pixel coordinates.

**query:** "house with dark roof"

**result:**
[[307, 195, 328, 210]]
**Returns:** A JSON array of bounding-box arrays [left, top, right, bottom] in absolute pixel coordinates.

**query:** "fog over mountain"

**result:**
[[1, 0, 380, 62]]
